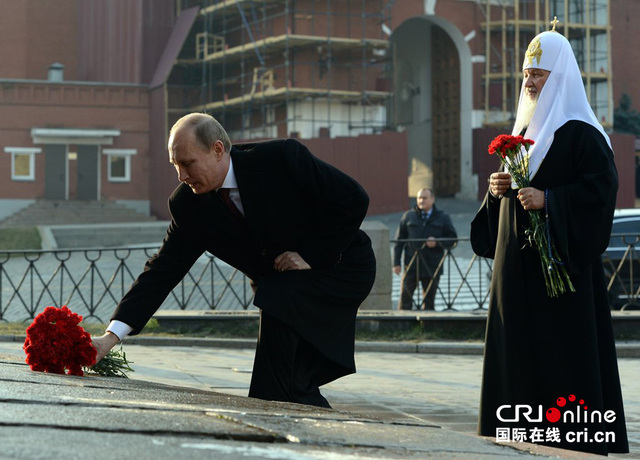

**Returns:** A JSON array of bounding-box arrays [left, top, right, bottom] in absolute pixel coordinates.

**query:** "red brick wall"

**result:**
[[77, 0, 175, 84], [611, 0, 640, 112], [148, 87, 175, 219], [303, 131, 408, 216], [611, 132, 636, 209], [0, 0, 79, 80], [0, 82, 150, 201]]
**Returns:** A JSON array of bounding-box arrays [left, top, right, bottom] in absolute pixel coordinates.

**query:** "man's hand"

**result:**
[[92, 332, 120, 363], [489, 172, 512, 198], [517, 187, 544, 211], [393, 265, 401, 275], [426, 236, 437, 249], [274, 251, 311, 271]]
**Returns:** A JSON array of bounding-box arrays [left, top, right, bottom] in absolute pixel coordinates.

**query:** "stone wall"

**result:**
[[360, 221, 392, 310]]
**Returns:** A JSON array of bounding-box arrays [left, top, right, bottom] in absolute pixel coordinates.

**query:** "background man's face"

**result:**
[[416, 190, 435, 211], [523, 68, 550, 100], [168, 128, 227, 195]]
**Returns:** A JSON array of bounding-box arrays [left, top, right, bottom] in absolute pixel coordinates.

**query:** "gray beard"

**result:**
[[513, 96, 538, 135]]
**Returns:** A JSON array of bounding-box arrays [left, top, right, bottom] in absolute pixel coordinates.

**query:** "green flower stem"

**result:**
[[498, 140, 575, 298], [85, 345, 134, 378], [527, 210, 575, 297]]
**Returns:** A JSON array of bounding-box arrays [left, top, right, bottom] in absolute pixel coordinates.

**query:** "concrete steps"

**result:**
[[0, 200, 157, 228], [41, 222, 170, 249]]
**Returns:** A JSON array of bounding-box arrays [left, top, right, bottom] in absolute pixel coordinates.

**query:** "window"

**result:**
[[103, 149, 136, 182], [4, 147, 41, 181]]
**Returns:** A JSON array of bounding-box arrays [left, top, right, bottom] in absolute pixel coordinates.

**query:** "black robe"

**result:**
[[471, 121, 629, 455]]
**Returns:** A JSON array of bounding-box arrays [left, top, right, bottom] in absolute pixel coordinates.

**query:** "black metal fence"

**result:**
[[0, 247, 254, 323], [394, 234, 640, 312], [602, 232, 640, 311], [391, 238, 492, 311], [1, 234, 638, 323]]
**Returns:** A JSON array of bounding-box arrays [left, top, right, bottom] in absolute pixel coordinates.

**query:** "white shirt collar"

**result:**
[[217, 158, 245, 215], [220, 158, 238, 189]]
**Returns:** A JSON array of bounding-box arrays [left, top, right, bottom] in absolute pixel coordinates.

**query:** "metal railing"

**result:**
[[0, 247, 254, 323], [602, 233, 640, 311], [1, 233, 637, 323], [393, 234, 640, 312], [392, 238, 492, 311]]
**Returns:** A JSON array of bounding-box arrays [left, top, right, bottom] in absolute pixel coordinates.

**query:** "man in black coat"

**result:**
[[393, 188, 457, 310], [93, 113, 376, 408]]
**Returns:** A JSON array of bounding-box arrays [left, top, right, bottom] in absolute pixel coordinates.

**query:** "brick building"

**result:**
[[0, 0, 637, 223]]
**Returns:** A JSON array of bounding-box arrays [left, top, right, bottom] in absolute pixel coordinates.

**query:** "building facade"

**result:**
[[0, 0, 636, 223], [0, 0, 175, 219]]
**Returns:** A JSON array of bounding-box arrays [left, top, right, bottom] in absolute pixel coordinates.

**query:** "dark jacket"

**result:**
[[112, 139, 376, 377], [393, 204, 457, 274]]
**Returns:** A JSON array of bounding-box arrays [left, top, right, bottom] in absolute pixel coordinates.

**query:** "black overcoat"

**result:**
[[393, 205, 458, 275], [112, 138, 376, 379], [471, 121, 628, 454]]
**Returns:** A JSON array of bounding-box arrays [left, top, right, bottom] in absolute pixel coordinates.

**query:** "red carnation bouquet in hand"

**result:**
[[488, 134, 575, 297], [23, 305, 133, 377], [488, 135, 535, 185]]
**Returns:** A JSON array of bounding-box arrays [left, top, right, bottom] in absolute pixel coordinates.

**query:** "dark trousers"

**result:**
[[248, 310, 334, 408], [399, 268, 440, 311]]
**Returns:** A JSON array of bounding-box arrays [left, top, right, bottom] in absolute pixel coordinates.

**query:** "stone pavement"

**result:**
[[1, 339, 638, 459]]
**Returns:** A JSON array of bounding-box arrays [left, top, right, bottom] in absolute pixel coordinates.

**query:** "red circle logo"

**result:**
[[546, 407, 561, 423]]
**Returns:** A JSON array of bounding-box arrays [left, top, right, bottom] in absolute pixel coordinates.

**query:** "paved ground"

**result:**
[[3, 198, 639, 458], [1, 339, 637, 458]]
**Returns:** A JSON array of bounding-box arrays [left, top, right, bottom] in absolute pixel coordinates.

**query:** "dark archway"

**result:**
[[391, 16, 474, 199]]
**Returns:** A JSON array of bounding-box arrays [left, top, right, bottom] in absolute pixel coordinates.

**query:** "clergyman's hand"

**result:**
[[92, 332, 120, 364], [517, 187, 544, 211], [489, 172, 512, 198], [274, 251, 311, 272], [393, 265, 401, 275]]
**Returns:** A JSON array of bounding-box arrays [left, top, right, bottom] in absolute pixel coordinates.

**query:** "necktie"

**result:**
[[218, 188, 245, 222]]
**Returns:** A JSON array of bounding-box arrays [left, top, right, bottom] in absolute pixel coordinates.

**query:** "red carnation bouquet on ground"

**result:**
[[23, 305, 133, 377], [488, 134, 575, 297]]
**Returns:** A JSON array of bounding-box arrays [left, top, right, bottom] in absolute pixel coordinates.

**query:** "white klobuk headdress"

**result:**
[[513, 30, 612, 180]]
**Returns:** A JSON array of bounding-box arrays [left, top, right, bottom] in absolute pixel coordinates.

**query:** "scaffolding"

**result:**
[[169, 0, 393, 140], [481, 0, 612, 128]]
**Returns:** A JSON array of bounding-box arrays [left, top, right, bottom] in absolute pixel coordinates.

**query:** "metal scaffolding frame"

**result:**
[[169, 0, 393, 140]]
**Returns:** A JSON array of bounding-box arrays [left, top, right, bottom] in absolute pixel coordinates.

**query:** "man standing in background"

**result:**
[[393, 188, 457, 310]]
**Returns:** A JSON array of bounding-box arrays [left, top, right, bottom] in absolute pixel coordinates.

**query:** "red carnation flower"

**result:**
[[23, 305, 97, 376]]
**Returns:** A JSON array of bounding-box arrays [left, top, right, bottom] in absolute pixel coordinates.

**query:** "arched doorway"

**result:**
[[391, 16, 474, 199]]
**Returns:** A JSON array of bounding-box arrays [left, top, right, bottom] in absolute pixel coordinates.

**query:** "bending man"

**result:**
[[93, 113, 376, 408]]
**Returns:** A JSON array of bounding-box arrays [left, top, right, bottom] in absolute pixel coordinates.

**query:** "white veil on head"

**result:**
[[513, 31, 612, 180]]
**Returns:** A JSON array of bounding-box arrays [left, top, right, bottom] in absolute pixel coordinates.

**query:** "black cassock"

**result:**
[[471, 121, 629, 455]]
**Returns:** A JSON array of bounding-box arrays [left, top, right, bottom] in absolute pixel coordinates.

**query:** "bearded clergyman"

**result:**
[[471, 29, 629, 455]]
